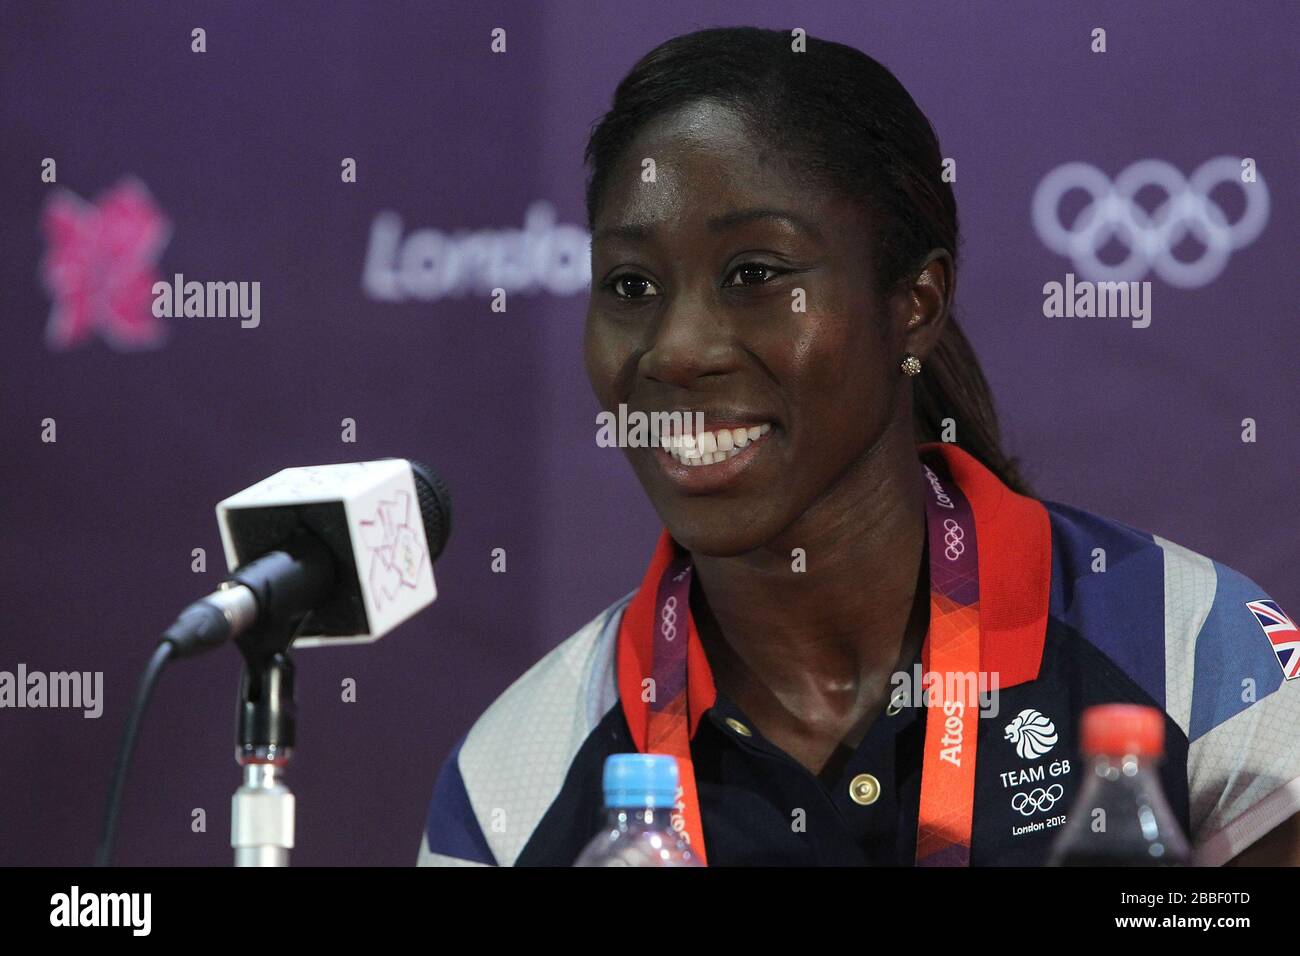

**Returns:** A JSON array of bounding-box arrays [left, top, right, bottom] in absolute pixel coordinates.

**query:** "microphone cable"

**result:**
[[94, 641, 174, 867]]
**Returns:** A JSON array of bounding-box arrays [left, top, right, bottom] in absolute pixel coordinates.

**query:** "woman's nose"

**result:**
[[638, 288, 739, 387]]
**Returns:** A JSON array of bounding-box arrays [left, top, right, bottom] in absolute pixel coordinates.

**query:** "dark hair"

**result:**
[[583, 26, 1031, 495]]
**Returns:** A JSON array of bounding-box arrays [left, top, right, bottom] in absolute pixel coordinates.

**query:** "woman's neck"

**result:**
[[689, 426, 929, 744]]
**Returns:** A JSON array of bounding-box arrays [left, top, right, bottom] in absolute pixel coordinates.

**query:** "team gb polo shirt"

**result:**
[[418, 447, 1300, 867]]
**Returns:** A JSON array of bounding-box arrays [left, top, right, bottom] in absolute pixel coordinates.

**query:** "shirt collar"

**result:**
[[616, 443, 1052, 751]]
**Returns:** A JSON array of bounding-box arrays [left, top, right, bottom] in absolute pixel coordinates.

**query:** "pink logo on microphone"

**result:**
[[39, 178, 171, 351], [358, 490, 428, 609]]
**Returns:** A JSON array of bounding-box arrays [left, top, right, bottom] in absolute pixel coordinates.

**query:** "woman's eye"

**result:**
[[605, 263, 784, 298], [608, 274, 659, 299], [725, 262, 782, 287]]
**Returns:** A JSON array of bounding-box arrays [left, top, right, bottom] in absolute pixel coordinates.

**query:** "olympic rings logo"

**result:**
[[943, 518, 965, 561], [660, 595, 679, 642], [1032, 156, 1269, 288], [1010, 784, 1064, 816]]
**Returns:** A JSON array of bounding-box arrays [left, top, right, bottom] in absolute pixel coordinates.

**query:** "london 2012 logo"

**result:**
[[40, 178, 172, 351], [358, 490, 428, 610], [1031, 156, 1269, 288]]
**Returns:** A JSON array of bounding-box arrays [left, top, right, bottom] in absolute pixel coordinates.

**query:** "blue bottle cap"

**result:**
[[602, 753, 680, 809]]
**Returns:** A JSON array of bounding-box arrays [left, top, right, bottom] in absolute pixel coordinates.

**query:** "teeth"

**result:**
[[663, 423, 774, 467]]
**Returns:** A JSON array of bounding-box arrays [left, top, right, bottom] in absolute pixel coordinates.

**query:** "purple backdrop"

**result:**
[[0, 1, 1294, 866]]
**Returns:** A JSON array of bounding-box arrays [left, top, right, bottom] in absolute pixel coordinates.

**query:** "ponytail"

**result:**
[[912, 318, 1032, 496]]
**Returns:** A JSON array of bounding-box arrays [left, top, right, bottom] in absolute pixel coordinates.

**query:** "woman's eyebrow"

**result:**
[[593, 207, 824, 244], [591, 222, 651, 243], [707, 207, 825, 241]]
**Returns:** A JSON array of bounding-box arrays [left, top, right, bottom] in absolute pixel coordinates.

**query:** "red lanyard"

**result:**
[[616, 444, 1053, 866], [914, 453, 981, 865]]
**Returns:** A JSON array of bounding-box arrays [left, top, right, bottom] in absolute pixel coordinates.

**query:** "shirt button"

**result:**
[[849, 773, 881, 806], [724, 717, 753, 737]]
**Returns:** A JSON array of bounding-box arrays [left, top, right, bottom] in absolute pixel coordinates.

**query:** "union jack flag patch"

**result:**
[[1247, 599, 1300, 680]]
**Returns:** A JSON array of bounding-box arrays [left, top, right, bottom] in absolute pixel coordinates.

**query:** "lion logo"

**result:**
[[1004, 708, 1059, 759]]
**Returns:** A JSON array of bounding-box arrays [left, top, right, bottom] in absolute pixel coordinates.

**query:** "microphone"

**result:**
[[95, 457, 452, 867], [162, 458, 451, 658]]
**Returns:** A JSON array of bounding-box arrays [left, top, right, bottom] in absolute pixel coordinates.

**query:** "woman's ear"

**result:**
[[899, 249, 955, 361]]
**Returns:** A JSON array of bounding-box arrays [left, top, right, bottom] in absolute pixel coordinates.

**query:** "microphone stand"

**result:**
[[231, 620, 299, 867]]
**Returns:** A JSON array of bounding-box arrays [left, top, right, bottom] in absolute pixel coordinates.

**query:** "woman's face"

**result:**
[[584, 100, 912, 557]]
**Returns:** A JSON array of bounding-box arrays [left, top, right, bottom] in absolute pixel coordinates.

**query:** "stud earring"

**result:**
[[901, 354, 922, 376]]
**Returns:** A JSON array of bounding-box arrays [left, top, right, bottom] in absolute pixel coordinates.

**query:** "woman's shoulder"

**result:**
[[463, 589, 632, 752], [1041, 495, 1278, 609], [1036, 497, 1299, 862], [1039, 495, 1289, 698], [419, 590, 632, 866]]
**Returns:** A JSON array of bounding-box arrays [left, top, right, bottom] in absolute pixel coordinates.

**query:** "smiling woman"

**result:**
[[419, 26, 1300, 868]]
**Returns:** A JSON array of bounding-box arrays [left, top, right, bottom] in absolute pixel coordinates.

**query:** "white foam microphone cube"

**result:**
[[216, 459, 437, 646]]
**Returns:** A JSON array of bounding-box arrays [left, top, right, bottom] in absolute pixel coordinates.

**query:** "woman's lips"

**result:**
[[651, 422, 775, 494]]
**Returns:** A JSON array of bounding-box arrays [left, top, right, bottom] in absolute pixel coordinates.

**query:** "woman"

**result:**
[[420, 27, 1299, 866]]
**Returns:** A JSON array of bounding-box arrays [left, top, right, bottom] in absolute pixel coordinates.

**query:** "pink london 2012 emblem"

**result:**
[[39, 178, 171, 351], [358, 490, 429, 610]]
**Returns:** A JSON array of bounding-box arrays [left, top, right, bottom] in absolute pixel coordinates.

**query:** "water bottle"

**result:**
[[1048, 703, 1191, 866], [573, 753, 702, 867]]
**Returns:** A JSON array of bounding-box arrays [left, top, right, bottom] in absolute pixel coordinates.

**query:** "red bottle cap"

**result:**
[[1080, 704, 1165, 757]]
